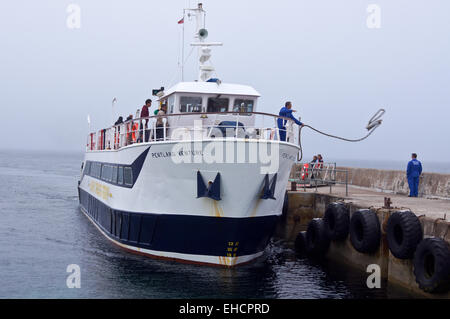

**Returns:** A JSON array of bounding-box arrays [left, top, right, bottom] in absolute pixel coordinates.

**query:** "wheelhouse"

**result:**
[[155, 81, 260, 129]]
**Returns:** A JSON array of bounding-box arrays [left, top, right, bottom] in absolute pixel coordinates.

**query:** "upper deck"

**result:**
[[86, 110, 300, 152]]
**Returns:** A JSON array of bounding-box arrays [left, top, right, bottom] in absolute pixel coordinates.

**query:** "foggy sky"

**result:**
[[1, 0, 449, 163]]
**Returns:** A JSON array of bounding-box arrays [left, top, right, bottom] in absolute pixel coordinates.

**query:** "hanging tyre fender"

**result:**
[[413, 237, 450, 293], [306, 218, 330, 256], [323, 202, 350, 241], [386, 210, 423, 259], [349, 209, 381, 254], [295, 231, 307, 256]]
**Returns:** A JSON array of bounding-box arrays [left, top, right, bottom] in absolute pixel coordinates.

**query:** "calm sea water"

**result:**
[[0, 150, 414, 299]]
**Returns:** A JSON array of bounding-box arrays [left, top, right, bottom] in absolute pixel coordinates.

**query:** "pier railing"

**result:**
[[86, 112, 301, 151], [289, 163, 349, 196]]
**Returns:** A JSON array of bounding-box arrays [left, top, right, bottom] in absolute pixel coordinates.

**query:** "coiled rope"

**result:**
[[297, 108, 385, 162]]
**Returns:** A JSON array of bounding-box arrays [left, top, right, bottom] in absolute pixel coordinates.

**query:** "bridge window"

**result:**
[[180, 96, 202, 113], [168, 95, 175, 114], [207, 97, 229, 113], [233, 99, 254, 113]]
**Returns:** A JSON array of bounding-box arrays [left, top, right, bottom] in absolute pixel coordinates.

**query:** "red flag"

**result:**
[[177, 17, 184, 24]]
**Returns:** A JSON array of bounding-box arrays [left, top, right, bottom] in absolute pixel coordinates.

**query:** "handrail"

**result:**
[[289, 163, 349, 196], [86, 111, 302, 152], [99, 111, 298, 133]]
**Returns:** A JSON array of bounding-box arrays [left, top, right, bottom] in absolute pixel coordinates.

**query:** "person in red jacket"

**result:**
[[140, 99, 151, 142]]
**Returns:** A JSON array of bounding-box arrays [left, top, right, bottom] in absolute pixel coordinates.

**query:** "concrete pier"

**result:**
[[277, 183, 450, 298]]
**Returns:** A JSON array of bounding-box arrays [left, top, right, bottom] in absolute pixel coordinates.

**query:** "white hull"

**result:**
[[78, 139, 299, 266]]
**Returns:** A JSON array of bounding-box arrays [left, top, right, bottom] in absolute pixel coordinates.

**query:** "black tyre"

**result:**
[[413, 237, 450, 293], [387, 210, 422, 259], [294, 231, 307, 256], [306, 218, 330, 256], [323, 202, 350, 241], [281, 191, 289, 220], [349, 209, 381, 254]]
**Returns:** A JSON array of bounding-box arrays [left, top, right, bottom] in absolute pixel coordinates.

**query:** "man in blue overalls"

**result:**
[[277, 101, 303, 141], [406, 153, 422, 197]]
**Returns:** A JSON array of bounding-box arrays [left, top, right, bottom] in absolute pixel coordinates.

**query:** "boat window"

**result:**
[[90, 163, 95, 177], [168, 95, 175, 114], [207, 98, 229, 113], [92, 163, 97, 178], [101, 165, 109, 181], [112, 165, 118, 184], [118, 166, 124, 185], [99, 164, 103, 179], [124, 167, 133, 186], [84, 161, 91, 175], [180, 96, 202, 113], [107, 165, 113, 182], [89, 162, 95, 177], [95, 163, 101, 178], [101, 165, 106, 180], [233, 99, 254, 113]]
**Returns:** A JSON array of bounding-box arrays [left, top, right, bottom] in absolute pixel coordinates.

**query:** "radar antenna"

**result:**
[[182, 3, 222, 82]]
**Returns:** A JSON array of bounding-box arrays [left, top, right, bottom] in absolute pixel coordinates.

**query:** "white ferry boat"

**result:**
[[78, 3, 301, 266]]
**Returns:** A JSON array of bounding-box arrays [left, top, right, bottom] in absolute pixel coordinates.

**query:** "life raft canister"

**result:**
[[131, 122, 139, 142], [126, 122, 132, 143], [114, 126, 120, 148], [301, 163, 309, 180], [98, 130, 104, 150]]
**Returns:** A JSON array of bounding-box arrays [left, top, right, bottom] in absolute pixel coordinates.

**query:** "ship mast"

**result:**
[[184, 3, 222, 82]]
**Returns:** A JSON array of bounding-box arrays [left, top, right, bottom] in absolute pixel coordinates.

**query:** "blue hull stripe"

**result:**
[[78, 188, 279, 257]]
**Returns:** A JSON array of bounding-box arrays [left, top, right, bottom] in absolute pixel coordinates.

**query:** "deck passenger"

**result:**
[[277, 101, 303, 142], [114, 116, 123, 125], [126, 114, 133, 145], [140, 99, 151, 142], [155, 104, 168, 141], [310, 155, 318, 179], [317, 154, 324, 169], [407, 153, 422, 197], [316, 154, 324, 179], [114, 116, 123, 148]]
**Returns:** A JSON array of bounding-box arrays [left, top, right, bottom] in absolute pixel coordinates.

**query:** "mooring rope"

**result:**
[[297, 108, 385, 162]]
